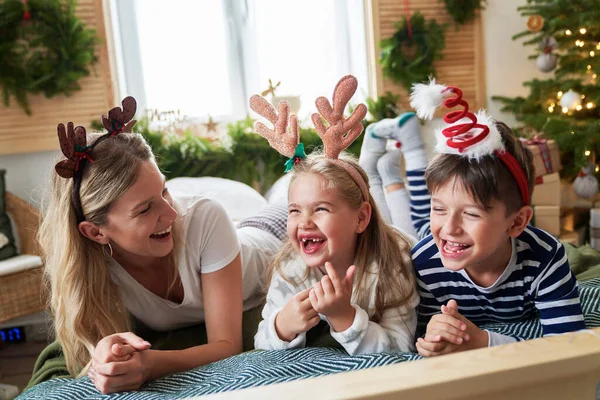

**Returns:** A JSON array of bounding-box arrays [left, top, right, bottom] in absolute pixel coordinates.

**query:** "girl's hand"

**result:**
[[275, 288, 320, 342], [89, 332, 152, 394], [309, 262, 356, 332], [89, 349, 151, 394]]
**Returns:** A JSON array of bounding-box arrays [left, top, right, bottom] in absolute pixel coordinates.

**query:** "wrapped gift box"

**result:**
[[523, 139, 561, 179], [532, 205, 560, 236], [531, 172, 560, 206]]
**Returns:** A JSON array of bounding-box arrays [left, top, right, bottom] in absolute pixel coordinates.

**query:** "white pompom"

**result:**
[[409, 79, 448, 120]]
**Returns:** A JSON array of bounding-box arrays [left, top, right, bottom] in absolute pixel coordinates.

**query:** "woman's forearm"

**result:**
[[145, 340, 240, 380]]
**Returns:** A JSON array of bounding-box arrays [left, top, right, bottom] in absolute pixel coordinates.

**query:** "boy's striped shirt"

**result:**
[[412, 226, 586, 337]]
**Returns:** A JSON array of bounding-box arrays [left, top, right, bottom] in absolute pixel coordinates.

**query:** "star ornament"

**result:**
[[203, 116, 218, 133]]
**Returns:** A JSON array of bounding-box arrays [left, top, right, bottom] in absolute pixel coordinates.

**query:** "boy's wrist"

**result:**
[[470, 328, 489, 349]]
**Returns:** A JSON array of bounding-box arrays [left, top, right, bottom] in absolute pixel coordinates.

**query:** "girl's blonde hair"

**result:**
[[269, 151, 415, 322], [38, 132, 180, 376]]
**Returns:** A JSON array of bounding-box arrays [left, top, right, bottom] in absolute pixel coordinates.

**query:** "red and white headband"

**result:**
[[409, 79, 530, 206]]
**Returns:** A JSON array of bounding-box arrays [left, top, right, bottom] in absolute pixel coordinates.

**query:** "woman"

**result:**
[[38, 97, 285, 394]]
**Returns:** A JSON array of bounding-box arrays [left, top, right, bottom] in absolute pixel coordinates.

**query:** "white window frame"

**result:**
[[111, 0, 371, 122]]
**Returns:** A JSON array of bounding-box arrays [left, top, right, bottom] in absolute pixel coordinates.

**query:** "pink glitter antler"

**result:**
[[249, 95, 300, 159], [311, 75, 367, 159]]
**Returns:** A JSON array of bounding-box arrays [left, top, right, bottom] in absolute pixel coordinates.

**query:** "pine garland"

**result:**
[[91, 93, 402, 193], [0, 0, 99, 115], [379, 12, 447, 92], [443, 0, 486, 25]]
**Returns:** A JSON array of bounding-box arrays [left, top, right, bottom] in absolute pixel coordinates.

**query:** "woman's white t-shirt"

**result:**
[[108, 195, 281, 331]]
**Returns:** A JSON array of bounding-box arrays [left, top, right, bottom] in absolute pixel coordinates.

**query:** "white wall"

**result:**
[[0, 151, 55, 207], [0, 0, 543, 205]]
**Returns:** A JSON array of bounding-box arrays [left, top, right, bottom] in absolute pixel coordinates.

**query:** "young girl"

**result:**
[[251, 75, 419, 355], [37, 97, 286, 394], [361, 80, 585, 357]]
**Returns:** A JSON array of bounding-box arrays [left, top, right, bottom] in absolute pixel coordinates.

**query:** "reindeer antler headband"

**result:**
[[410, 80, 530, 206], [55, 97, 138, 223], [249, 75, 369, 200]]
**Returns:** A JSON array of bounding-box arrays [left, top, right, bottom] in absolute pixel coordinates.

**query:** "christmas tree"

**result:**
[[494, 0, 600, 181]]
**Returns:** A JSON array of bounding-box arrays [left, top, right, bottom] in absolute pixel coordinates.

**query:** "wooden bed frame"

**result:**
[[198, 328, 600, 400]]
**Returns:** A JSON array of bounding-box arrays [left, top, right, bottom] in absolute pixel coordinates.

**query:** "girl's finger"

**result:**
[[320, 275, 335, 296]]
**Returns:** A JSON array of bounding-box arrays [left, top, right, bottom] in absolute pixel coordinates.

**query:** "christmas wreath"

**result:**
[[379, 12, 447, 92], [443, 0, 486, 25], [0, 0, 99, 115]]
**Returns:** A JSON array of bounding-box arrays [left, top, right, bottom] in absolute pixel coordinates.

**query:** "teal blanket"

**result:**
[[18, 278, 600, 399]]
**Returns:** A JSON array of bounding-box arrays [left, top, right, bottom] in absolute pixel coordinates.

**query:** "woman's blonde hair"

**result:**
[[38, 132, 180, 376], [269, 151, 415, 322]]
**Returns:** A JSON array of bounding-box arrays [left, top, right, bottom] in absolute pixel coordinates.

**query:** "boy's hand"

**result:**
[[416, 300, 488, 357], [275, 288, 320, 342], [309, 262, 356, 332]]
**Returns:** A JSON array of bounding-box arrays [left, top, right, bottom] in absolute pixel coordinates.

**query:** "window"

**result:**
[[112, 0, 370, 124]]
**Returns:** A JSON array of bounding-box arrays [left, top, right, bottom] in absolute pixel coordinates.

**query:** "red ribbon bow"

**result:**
[[520, 134, 547, 145]]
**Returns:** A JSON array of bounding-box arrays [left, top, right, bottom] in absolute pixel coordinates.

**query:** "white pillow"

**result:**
[[264, 174, 291, 204], [166, 177, 267, 222]]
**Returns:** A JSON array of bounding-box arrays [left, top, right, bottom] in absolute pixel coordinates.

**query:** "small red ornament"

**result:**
[[395, 141, 402, 148], [23, 0, 31, 21]]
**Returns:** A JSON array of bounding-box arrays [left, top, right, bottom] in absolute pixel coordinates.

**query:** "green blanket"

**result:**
[[25, 243, 600, 391]]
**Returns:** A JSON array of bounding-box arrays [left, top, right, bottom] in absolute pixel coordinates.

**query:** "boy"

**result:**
[[359, 81, 586, 356]]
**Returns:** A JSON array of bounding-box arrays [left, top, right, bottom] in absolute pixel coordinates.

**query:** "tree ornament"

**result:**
[[0, 0, 99, 115], [573, 163, 599, 199], [536, 36, 558, 73], [527, 15, 544, 32], [22, 0, 31, 20], [379, 12, 447, 92], [559, 89, 582, 110]]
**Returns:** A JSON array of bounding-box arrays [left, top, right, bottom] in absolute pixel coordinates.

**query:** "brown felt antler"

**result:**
[[55, 122, 90, 178], [102, 96, 137, 135], [311, 75, 367, 159], [249, 95, 299, 158]]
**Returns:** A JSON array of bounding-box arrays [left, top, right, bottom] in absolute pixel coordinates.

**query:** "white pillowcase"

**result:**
[[166, 177, 267, 222]]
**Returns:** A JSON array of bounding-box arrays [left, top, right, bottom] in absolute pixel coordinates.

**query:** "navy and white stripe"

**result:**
[[412, 226, 586, 338], [405, 168, 430, 240]]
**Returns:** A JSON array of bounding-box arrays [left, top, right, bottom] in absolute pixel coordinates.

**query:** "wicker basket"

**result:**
[[0, 266, 44, 324], [0, 192, 45, 324]]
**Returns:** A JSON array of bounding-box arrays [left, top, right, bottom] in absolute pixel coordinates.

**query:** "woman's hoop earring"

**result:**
[[104, 242, 113, 257]]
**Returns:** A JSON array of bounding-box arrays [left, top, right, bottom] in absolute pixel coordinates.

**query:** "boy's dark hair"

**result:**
[[425, 122, 535, 215]]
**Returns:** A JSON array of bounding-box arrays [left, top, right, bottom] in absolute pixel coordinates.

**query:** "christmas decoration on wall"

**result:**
[[379, 12, 447, 92], [559, 89, 582, 110], [0, 0, 99, 115], [526, 15, 544, 32], [443, 0, 486, 25], [536, 36, 558, 72], [573, 162, 599, 199]]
